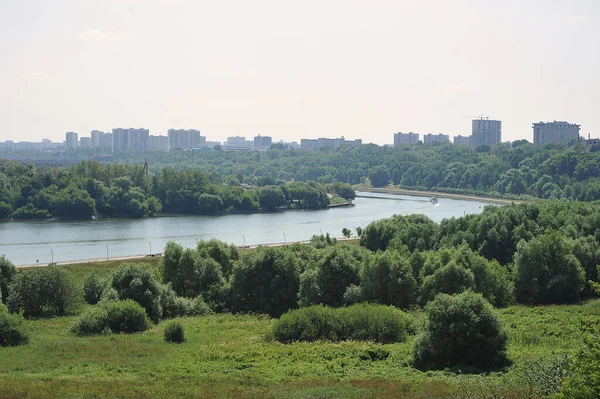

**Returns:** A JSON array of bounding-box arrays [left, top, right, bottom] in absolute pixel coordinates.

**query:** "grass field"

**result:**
[[1, 260, 598, 398]]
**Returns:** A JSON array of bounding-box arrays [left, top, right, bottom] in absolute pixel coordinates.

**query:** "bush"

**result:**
[[412, 291, 508, 371], [561, 331, 600, 398], [7, 267, 81, 317], [0, 311, 29, 347], [420, 261, 475, 304], [70, 300, 150, 336], [161, 284, 210, 318], [83, 272, 103, 305], [0, 255, 16, 304], [271, 303, 411, 344], [107, 263, 162, 322], [164, 321, 185, 343]]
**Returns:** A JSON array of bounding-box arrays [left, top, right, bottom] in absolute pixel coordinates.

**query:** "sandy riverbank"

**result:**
[[354, 185, 524, 205]]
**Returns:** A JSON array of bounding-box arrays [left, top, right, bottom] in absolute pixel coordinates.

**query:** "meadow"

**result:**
[[1, 260, 598, 399]]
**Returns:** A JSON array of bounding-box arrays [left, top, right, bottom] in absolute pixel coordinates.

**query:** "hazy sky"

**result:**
[[1, 0, 598, 144]]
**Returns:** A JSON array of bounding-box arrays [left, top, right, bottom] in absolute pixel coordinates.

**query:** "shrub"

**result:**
[[83, 272, 103, 305], [412, 291, 508, 371], [70, 299, 150, 336], [0, 255, 17, 304], [107, 263, 162, 322], [70, 306, 110, 336], [561, 331, 600, 398], [161, 284, 210, 318], [271, 303, 411, 344], [7, 267, 81, 317], [343, 284, 363, 305], [0, 311, 29, 347], [164, 321, 185, 343]]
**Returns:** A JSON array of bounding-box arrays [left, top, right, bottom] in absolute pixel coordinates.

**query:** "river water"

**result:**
[[0, 192, 492, 265]]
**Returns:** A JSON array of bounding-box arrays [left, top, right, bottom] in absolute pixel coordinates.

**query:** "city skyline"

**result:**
[[1, 1, 599, 144]]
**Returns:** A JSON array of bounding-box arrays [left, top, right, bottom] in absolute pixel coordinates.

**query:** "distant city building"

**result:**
[[223, 136, 252, 151], [79, 137, 92, 148], [472, 119, 501, 146], [301, 137, 361, 151], [149, 135, 169, 151], [100, 132, 113, 151], [533, 121, 581, 147], [393, 132, 419, 147], [253, 135, 272, 151], [423, 133, 450, 144], [167, 129, 203, 151], [112, 128, 149, 152], [66, 132, 78, 150], [301, 139, 319, 151], [453, 135, 472, 145], [204, 141, 222, 149], [91, 130, 106, 148]]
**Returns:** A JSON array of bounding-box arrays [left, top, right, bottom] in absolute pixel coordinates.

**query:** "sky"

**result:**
[[0, 0, 598, 145]]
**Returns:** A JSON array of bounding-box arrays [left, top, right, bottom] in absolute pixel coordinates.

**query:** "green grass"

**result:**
[[3, 259, 599, 398]]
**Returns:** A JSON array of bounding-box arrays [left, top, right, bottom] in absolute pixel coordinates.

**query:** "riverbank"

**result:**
[[354, 185, 524, 205], [16, 237, 361, 268]]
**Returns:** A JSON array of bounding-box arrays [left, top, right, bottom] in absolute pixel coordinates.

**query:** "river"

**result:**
[[0, 193, 493, 266]]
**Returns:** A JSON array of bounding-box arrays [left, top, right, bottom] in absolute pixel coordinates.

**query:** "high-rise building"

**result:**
[[394, 132, 419, 147], [423, 133, 450, 144], [167, 129, 203, 150], [472, 119, 501, 146], [453, 135, 472, 145], [66, 132, 78, 150], [91, 130, 105, 148], [149, 135, 169, 152], [300, 136, 360, 151], [100, 133, 113, 151], [301, 139, 319, 151], [253, 135, 272, 151], [112, 128, 149, 152], [223, 136, 253, 151], [533, 121, 580, 147], [79, 137, 92, 148]]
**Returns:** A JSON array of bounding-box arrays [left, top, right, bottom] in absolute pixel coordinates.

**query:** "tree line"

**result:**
[[0, 160, 354, 219]]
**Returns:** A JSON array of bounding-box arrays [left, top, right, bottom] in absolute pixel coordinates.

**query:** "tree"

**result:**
[[107, 263, 163, 323], [0, 256, 16, 304], [413, 291, 508, 371], [50, 185, 96, 219], [230, 247, 300, 317], [369, 167, 390, 188], [258, 186, 285, 211], [7, 267, 81, 317], [341, 228, 352, 238], [196, 193, 223, 214], [515, 232, 585, 304], [360, 251, 418, 309], [420, 261, 475, 304]]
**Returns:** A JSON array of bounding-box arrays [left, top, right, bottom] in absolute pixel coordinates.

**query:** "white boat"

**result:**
[[429, 197, 438, 204]]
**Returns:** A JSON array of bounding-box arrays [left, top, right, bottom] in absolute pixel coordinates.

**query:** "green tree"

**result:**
[[258, 186, 285, 211], [515, 232, 585, 304], [413, 291, 508, 371], [0, 256, 16, 304], [107, 264, 163, 322], [369, 167, 390, 188]]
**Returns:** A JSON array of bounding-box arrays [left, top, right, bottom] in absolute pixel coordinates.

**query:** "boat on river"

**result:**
[[430, 197, 438, 204]]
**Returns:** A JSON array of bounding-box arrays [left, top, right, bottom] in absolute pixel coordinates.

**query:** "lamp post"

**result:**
[[243, 235, 245, 247], [283, 232, 286, 245], [149, 242, 152, 256], [50, 249, 54, 264], [106, 245, 109, 261]]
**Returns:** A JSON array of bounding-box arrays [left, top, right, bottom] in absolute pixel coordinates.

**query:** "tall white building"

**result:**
[[454, 135, 472, 145], [65, 132, 78, 150], [394, 132, 419, 147], [423, 133, 450, 144], [112, 128, 149, 152], [149, 135, 169, 151], [533, 121, 581, 147], [472, 119, 501, 146], [223, 136, 253, 151], [167, 129, 203, 150]]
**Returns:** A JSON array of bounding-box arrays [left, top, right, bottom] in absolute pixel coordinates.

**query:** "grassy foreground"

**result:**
[[1, 261, 599, 398]]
